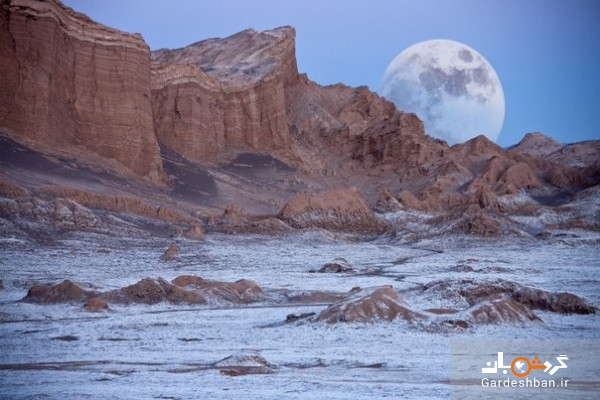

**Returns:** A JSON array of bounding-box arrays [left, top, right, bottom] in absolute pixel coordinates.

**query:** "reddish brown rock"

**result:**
[[161, 242, 179, 261], [184, 225, 204, 239], [83, 296, 109, 312], [315, 286, 426, 324], [171, 275, 208, 288], [151, 27, 297, 164], [215, 353, 273, 376], [286, 77, 446, 171], [451, 211, 503, 237], [171, 274, 266, 303], [280, 187, 383, 232], [374, 191, 403, 213], [199, 279, 267, 304], [0, 0, 163, 182], [311, 257, 356, 273], [467, 296, 541, 324], [101, 277, 206, 305], [23, 280, 95, 304], [510, 132, 563, 158], [396, 190, 424, 211], [423, 278, 596, 315]]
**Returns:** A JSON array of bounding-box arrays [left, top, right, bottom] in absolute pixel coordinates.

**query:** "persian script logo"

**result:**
[[482, 352, 568, 378]]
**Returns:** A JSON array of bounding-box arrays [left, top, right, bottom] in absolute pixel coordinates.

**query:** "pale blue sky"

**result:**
[[63, 0, 600, 146]]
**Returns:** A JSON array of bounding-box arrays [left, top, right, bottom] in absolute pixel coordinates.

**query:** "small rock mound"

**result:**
[[451, 211, 502, 237], [315, 286, 425, 323], [102, 278, 206, 305], [214, 353, 273, 376], [396, 190, 424, 211], [311, 257, 356, 273], [374, 191, 403, 213], [23, 275, 267, 307], [161, 242, 179, 261], [466, 295, 541, 324], [279, 187, 384, 232], [23, 280, 95, 304], [83, 296, 109, 312], [423, 278, 596, 315], [184, 225, 204, 239], [171, 275, 266, 303], [286, 312, 316, 323]]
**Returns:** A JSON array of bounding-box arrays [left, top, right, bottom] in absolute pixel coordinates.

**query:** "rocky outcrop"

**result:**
[[286, 77, 446, 171], [0, 0, 163, 181], [422, 278, 596, 314], [102, 277, 206, 305], [466, 296, 541, 324], [510, 132, 563, 158], [160, 242, 179, 261], [150, 27, 298, 164], [310, 257, 356, 273], [23, 275, 266, 306], [315, 286, 426, 323], [214, 353, 273, 376], [170, 275, 266, 303], [280, 187, 384, 232], [83, 296, 109, 312], [23, 280, 95, 304]]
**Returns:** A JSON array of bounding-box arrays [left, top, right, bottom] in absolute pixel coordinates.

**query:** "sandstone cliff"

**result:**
[[151, 27, 298, 164], [0, 0, 164, 181]]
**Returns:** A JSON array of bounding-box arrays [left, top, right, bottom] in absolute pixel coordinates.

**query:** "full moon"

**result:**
[[381, 39, 505, 144]]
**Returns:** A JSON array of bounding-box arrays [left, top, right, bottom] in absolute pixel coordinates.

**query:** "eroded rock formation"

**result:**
[[280, 187, 384, 232], [315, 286, 426, 323], [151, 27, 298, 164], [0, 0, 163, 181], [23, 275, 267, 306]]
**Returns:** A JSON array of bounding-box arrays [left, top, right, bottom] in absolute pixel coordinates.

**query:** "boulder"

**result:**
[[23, 280, 95, 304], [280, 187, 384, 232], [374, 191, 403, 213], [312, 257, 356, 273], [171, 275, 266, 303], [451, 211, 503, 237], [467, 295, 541, 324], [102, 278, 206, 305], [184, 225, 204, 239], [197, 278, 267, 304], [315, 286, 426, 323], [83, 296, 109, 312], [214, 353, 273, 376], [161, 242, 179, 261], [422, 278, 596, 315]]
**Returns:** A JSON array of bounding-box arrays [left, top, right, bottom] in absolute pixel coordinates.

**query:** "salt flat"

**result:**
[[0, 232, 598, 399]]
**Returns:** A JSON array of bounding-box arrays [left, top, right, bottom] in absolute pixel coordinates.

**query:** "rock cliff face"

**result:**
[[0, 0, 163, 181], [150, 27, 298, 163], [286, 76, 447, 172]]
